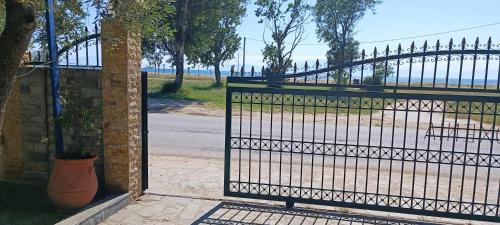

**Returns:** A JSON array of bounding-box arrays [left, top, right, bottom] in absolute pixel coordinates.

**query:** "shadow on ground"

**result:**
[[0, 181, 66, 225], [192, 202, 441, 225], [148, 98, 205, 113]]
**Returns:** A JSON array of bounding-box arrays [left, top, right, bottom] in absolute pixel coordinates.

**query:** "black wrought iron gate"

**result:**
[[141, 71, 149, 192], [224, 38, 500, 222]]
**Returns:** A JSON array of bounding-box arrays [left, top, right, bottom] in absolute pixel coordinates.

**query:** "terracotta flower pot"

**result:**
[[48, 156, 98, 211]]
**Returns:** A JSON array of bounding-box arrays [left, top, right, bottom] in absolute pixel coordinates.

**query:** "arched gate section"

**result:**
[[224, 38, 500, 222]]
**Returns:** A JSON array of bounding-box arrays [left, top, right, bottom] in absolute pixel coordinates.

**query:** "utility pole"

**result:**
[[45, 0, 64, 155], [242, 37, 246, 73], [237, 53, 240, 76]]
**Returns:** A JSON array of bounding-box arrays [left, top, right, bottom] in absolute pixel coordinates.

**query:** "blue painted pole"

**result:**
[[45, 0, 64, 155]]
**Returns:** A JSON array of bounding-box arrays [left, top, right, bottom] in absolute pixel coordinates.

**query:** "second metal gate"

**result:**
[[224, 38, 500, 222]]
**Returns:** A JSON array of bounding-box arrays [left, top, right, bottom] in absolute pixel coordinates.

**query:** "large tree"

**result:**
[[314, 0, 380, 65], [255, 0, 310, 75], [141, 0, 175, 67], [0, 0, 37, 137], [187, 0, 247, 84], [141, 0, 198, 89]]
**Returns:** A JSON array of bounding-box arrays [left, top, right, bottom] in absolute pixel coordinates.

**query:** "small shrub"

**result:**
[[160, 81, 179, 93], [363, 75, 383, 86], [362, 75, 384, 91]]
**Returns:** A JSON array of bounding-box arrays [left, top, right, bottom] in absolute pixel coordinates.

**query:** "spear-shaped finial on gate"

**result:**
[[304, 61, 308, 72], [241, 66, 244, 77], [385, 45, 390, 56], [436, 39, 440, 50], [230, 65, 235, 77], [410, 41, 415, 52], [461, 37, 466, 50], [315, 59, 320, 70], [261, 66, 265, 77], [475, 37, 480, 50], [423, 40, 428, 52], [361, 49, 365, 60], [397, 44, 402, 54], [293, 63, 297, 74], [373, 47, 377, 58], [251, 66, 255, 77], [487, 37, 492, 49], [448, 38, 453, 50]]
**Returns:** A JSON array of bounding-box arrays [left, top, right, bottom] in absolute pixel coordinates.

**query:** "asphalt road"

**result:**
[[148, 111, 498, 159], [148, 111, 500, 195], [148, 112, 226, 158]]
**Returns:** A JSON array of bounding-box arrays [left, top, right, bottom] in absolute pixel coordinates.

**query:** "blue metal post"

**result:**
[[45, 0, 64, 155]]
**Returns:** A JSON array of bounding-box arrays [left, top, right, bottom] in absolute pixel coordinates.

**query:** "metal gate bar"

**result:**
[[141, 71, 149, 192]]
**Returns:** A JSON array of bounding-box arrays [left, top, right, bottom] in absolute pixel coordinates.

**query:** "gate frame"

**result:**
[[224, 37, 500, 222]]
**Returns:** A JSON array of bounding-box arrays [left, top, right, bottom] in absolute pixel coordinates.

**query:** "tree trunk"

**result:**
[[174, 0, 190, 89], [0, 0, 36, 137], [214, 63, 221, 85], [174, 44, 184, 88]]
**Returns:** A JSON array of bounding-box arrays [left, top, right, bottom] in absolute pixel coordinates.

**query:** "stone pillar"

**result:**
[[102, 18, 142, 199]]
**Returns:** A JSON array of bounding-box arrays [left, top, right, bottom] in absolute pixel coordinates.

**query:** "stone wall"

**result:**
[[0, 67, 104, 192]]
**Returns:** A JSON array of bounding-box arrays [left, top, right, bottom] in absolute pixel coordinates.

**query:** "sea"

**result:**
[[142, 68, 499, 86]]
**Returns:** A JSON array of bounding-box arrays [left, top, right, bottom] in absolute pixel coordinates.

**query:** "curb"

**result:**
[[56, 193, 130, 225]]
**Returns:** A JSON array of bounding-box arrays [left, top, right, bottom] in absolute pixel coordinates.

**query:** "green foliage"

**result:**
[[30, 0, 173, 55], [31, 0, 88, 53], [90, 0, 177, 65], [362, 75, 381, 87], [91, 0, 166, 31], [0, 0, 87, 55], [141, 0, 193, 65], [0, 0, 4, 34], [0, 0, 86, 47], [330, 70, 350, 85], [138, 0, 175, 64], [159, 80, 180, 93], [186, 0, 247, 76], [314, 0, 381, 66], [58, 81, 102, 159], [362, 63, 394, 89], [255, 0, 311, 74]]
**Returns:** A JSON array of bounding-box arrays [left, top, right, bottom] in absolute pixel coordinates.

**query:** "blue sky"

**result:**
[[80, 0, 500, 71], [228, 0, 500, 71]]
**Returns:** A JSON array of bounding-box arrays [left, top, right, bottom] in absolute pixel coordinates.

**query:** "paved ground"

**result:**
[[100, 155, 493, 225], [100, 99, 498, 224]]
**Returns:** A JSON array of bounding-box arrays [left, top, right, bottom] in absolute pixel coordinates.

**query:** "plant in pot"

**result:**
[[47, 80, 102, 211]]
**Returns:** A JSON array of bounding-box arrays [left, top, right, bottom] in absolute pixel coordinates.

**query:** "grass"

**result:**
[[0, 181, 66, 225], [147, 75, 376, 115], [148, 75, 226, 108]]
